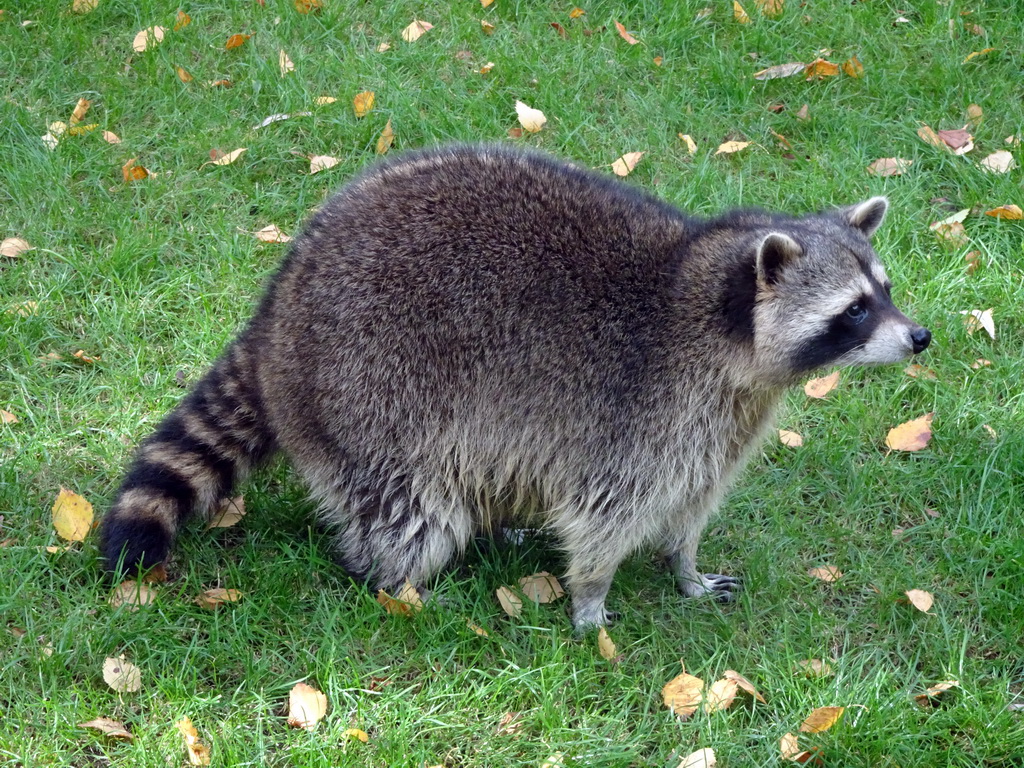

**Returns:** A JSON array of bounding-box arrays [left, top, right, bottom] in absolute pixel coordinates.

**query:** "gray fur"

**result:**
[[100, 145, 930, 629]]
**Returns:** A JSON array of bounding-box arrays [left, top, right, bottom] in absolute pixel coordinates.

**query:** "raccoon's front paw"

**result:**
[[680, 573, 740, 602], [571, 604, 619, 633]]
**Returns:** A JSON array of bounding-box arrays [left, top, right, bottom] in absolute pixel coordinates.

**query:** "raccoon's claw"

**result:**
[[680, 573, 740, 601]]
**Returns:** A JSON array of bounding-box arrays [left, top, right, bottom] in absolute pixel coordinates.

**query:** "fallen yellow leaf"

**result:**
[[353, 91, 375, 118], [733, 1, 751, 24], [703, 677, 738, 713], [778, 429, 803, 447], [662, 668, 704, 719], [597, 626, 617, 660], [208, 496, 246, 527], [176, 66, 193, 83], [678, 133, 697, 154], [518, 571, 565, 603], [377, 579, 424, 615], [287, 682, 327, 730], [515, 101, 547, 133], [611, 151, 645, 176], [314, 95, 337, 105], [984, 204, 1023, 220], [481, 19, 496, 35], [0, 409, 19, 423], [343, 727, 369, 742], [723, 669, 767, 703], [109, 581, 156, 611], [279, 49, 295, 76], [175, 717, 211, 766], [69, 98, 90, 125], [714, 140, 751, 155], [206, 148, 247, 167], [72, 0, 99, 14], [295, 0, 323, 13], [173, 10, 191, 30], [885, 412, 934, 452], [866, 157, 911, 176], [754, 0, 783, 17], [794, 659, 833, 678], [253, 226, 291, 244], [496, 586, 523, 617], [52, 487, 93, 542], [103, 655, 141, 693], [309, 155, 340, 174], [905, 588, 934, 612], [401, 19, 433, 43], [914, 680, 959, 704], [79, 717, 134, 740], [1, 237, 33, 258], [804, 58, 840, 79], [121, 157, 150, 182], [963, 47, 996, 63], [841, 55, 864, 77], [194, 588, 242, 609], [753, 62, 805, 80], [678, 747, 717, 768], [803, 370, 839, 398], [614, 20, 639, 44], [569, 8, 586, 20], [132, 26, 166, 53], [979, 150, 1015, 174], [376, 119, 395, 154], [799, 705, 845, 733], [225, 33, 250, 50], [808, 565, 841, 582]]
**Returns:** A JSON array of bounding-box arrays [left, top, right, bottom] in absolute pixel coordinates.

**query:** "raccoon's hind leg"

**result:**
[[100, 341, 277, 575], [661, 505, 740, 603]]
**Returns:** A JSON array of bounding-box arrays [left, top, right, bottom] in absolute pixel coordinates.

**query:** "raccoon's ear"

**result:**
[[844, 196, 889, 238], [756, 232, 802, 288]]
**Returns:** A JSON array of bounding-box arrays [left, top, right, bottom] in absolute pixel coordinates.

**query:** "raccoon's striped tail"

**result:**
[[100, 342, 277, 575]]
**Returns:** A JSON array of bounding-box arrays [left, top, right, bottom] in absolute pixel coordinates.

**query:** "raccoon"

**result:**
[[100, 144, 931, 629]]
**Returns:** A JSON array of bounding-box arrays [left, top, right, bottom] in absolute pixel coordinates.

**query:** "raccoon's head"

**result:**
[[747, 197, 930, 385]]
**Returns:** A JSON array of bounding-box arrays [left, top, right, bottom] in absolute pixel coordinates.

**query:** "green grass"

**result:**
[[2, 1, 1023, 765]]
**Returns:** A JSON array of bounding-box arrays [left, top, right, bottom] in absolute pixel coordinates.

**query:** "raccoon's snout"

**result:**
[[910, 326, 931, 354]]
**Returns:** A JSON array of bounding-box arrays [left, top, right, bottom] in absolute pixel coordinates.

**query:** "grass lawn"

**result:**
[[2, 1, 1023, 765]]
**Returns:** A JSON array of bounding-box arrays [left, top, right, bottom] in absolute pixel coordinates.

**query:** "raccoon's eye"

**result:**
[[845, 303, 868, 323]]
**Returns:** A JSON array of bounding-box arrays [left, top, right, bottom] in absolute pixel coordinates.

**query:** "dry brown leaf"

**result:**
[[515, 101, 547, 133], [808, 565, 841, 582], [176, 66, 193, 83], [225, 33, 250, 50], [353, 91, 375, 118], [938, 128, 972, 153], [611, 151, 645, 177], [496, 586, 523, 617], [703, 677, 739, 713], [375, 41, 392, 52], [931, 219, 969, 248], [754, 0, 783, 17], [963, 47, 996, 63], [800, 705, 845, 733], [905, 588, 934, 612], [550, 22, 568, 38], [678, 747, 717, 768], [122, 158, 150, 182], [279, 50, 295, 76], [597, 626, 617, 660], [72, 349, 101, 364], [103, 655, 141, 693], [132, 26, 166, 53], [795, 659, 833, 678], [295, 0, 323, 13], [723, 669, 767, 703], [614, 20, 639, 44], [109, 581, 156, 611], [69, 98, 90, 125], [885, 412, 934, 452], [0, 408, 18, 423], [72, 0, 99, 14], [984, 204, 1023, 220], [79, 717, 134, 739], [841, 56, 864, 77], [1, 237, 32, 258], [480, 61, 495, 74], [753, 62, 805, 80], [253, 225, 291, 244], [343, 727, 369, 742], [195, 588, 242, 609], [569, 8, 586, 19], [481, 19, 496, 35], [733, 1, 751, 24], [964, 250, 981, 274], [52, 488, 93, 542], [795, 103, 810, 120], [209, 79, 233, 88], [376, 579, 423, 615], [715, 140, 751, 155], [780, 732, 821, 763], [914, 680, 959, 704], [287, 682, 327, 730], [803, 370, 839, 398], [309, 155, 340, 174], [176, 717, 211, 766], [804, 58, 839, 79], [519, 571, 565, 603], [376, 119, 395, 154], [961, 308, 995, 339], [401, 20, 433, 43], [208, 496, 246, 527], [778, 429, 803, 447], [174, 10, 191, 30], [904, 363, 937, 380], [662, 670, 704, 718], [866, 157, 911, 176]]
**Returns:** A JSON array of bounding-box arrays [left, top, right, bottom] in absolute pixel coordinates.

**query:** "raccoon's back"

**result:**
[[255, 146, 695, 467]]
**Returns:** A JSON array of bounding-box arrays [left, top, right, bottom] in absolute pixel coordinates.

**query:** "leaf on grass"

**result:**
[[904, 363, 937, 380], [963, 47, 995, 63], [375, 119, 396, 154], [753, 62, 805, 80], [733, 2, 751, 24], [966, 103, 983, 127], [914, 680, 959, 704], [1, 408, 19, 423], [1, 237, 33, 258], [808, 565, 841, 582], [52, 488, 93, 542], [42, 132, 60, 151], [703, 677, 739, 713], [279, 49, 295, 76], [253, 225, 291, 244], [965, 250, 981, 274], [377, 579, 424, 615], [678, 747, 717, 768], [353, 91, 375, 118], [569, 8, 586, 20], [343, 728, 369, 742], [496, 586, 523, 617], [917, 124, 945, 149], [295, 0, 323, 13], [194, 588, 242, 609], [481, 0, 495, 7], [961, 308, 995, 339], [938, 128, 973, 154], [72, 0, 99, 14], [209, 79, 233, 88], [515, 101, 547, 133], [287, 682, 327, 730], [466, 619, 489, 637], [72, 349, 101, 364], [70, 98, 90, 125], [723, 669, 767, 703], [208, 496, 246, 527], [174, 10, 191, 30], [205, 148, 247, 167], [550, 22, 568, 38], [662, 668, 704, 719], [480, 61, 495, 74], [225, 33, 250, 50], [754, 0, 783, 17], [540, 753, 565, 768], [715, 140, 750, 155], [795, 103, 810, 120], [841, 56, 863, 77], [80, 717, 134, 739], [481, 19, 496, 35], [795, 659, 833, 678], [904, 588, 934, 613], [518, 571, 565, 603], [803, 370, 839, 398], [972, 358, 992, 369], [176, 717, 211, 766], [979, 150, 1015, 174], [309, 155, 340, 174], [132, 26, 166, 53], [804, 58, 839, 79], [109, 581, 156, 611], [597, 627, 617, 660], [866, 157, 911, 176], [401, 20, 433, 43], [176, 66, 193, 83], [885, 412, 934, 452], [778, 429, 803, 447], [930, 211, 969, 247], [780, 732, 821, 763], [800, 706, 845, 733], [984, 204, 1023, 220], [122, 158, 150, 182], [614, 21, 639, 44], [314, 95, 337, 105], [103, 655, 141, 693], [611, 151, 645, 176]]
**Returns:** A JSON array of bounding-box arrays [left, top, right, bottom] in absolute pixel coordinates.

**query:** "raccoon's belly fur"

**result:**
[[100, 144, 930, 629]]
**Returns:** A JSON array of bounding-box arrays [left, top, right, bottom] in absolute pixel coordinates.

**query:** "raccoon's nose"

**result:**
[[910, 327, 931, 354]]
